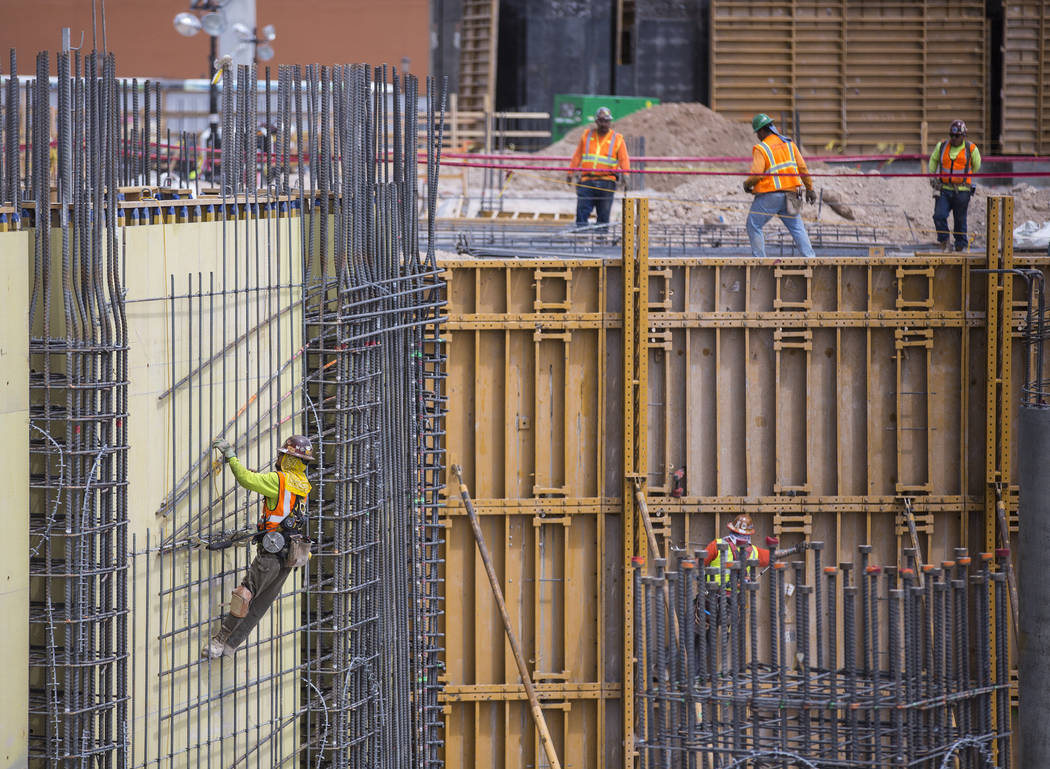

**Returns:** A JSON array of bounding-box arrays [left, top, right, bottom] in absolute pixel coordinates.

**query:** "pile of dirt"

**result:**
[[506, 102, 754, 195], [541, 102, 755, 160]]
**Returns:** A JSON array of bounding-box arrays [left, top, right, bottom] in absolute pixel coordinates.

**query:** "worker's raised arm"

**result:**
[[703, 540, 719, 566], [211, 439, 280, 506], [226, 456, 280, 504]]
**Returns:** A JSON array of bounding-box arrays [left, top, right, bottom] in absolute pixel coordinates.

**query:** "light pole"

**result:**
[[174, 0, 231, 181]]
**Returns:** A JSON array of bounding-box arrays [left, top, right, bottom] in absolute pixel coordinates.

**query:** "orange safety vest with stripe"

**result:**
[[578, 129, 625, 179], [752, 134, 803, 194], [707, 537, 758, 585], [258, 471, 301, 532], [937, 140, 977, 186]]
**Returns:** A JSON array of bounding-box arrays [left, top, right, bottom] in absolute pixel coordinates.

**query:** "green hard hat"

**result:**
[[752, 113, 774, 132]]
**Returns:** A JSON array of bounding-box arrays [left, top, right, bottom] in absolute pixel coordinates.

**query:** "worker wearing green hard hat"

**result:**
[[751, 113, 775, 132], [742, 112, 817, 259]]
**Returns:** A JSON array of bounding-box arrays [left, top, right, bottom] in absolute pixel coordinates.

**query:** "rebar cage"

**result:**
[[9, 47, 447, 769], [634, 545, 1011, 769]]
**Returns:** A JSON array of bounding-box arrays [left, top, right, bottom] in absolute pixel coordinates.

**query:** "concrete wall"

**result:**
[[0, 231, 30, 768]]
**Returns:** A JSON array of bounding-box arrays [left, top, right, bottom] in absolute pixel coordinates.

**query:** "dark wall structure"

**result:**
[[614, 0, 709, 104], [495, 0, 708, 113]]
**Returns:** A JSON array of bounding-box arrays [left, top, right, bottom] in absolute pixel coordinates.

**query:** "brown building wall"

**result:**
[[0, 0, 429, 79]]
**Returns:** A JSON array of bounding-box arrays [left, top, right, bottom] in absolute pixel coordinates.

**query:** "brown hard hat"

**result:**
[[278, 434, 317, 464], [727, 514, 755, 535], [949, 119, 967, 136]]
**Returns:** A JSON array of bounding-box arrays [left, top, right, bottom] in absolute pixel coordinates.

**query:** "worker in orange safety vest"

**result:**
[[929, 119, 981, 253], [567, 106, 630, 227], [202, 434, 316, 659], [743, 113, 817, 259]]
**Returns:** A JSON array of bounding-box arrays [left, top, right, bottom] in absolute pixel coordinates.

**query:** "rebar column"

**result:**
[[1019, 403, 1050, 768]]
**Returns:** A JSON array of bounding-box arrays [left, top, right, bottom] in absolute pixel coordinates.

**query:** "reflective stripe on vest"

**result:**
[[260, 470, 298, 532], [938, 141, 974, 186], [580, 129, 622, 175], [754, 135, 801, 194], [707, 537, 756, 584]]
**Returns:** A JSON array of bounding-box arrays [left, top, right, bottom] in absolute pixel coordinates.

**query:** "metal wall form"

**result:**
[[438, 227, 1043, 769], [1001, 0, 1050, 154], [709, 0, 987, 153]]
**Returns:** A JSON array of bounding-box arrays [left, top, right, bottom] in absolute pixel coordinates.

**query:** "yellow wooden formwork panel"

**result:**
[[0, 231, 30, 768], [443, 259, 622, 769], [439, 249, 1047, 769]]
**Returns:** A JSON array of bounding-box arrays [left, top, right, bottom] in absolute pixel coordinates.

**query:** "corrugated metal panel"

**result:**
[[439, 243, 1041, 769], [1002, 0, 1050, 154], [710, 0, 986, 153]]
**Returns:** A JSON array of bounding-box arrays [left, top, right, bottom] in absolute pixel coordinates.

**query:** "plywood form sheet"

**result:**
[[0, 231, 30, 768], [123, 214, 303, 769]]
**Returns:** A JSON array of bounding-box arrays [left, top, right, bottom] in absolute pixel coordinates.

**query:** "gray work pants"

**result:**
[[220, 550, 292, 649]]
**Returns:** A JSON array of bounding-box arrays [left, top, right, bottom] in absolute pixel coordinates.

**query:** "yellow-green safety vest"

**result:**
[[707, 537, 757, 584]]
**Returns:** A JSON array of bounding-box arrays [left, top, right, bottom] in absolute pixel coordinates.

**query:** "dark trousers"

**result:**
[[575, 178, 616, 226], [933, 188, 972, 249], [220, 550, 292, 649]]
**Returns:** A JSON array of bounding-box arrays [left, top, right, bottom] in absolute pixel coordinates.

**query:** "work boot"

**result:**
[[941, 240, 952, 253], [201, 626, 232, 660]]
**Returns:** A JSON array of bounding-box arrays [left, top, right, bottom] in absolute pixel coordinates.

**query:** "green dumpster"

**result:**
[[551, 94, 660, 143]]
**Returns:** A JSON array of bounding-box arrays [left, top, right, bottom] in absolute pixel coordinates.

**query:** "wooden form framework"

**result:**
[[710, 0, 987, 153], [457, 0, 500, 116], [438, 204, 1040, 769], [1001, 0, 1050, 154]]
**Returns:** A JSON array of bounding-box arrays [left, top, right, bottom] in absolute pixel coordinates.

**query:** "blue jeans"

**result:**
[[746, 191, 815, 259], [575, 178, 616, 226], [933, 188, 972, 249]]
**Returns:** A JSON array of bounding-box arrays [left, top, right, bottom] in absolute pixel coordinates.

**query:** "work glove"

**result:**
[[805, 188, 816, 205], [211, 438, 234, 460], [566, 173, 575, 186], [928, 177, 940, 191], [742, 180, 754, 194], [619, 174, 628, 192]]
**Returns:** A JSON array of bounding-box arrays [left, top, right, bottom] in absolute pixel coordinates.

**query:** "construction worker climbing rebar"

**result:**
[[201, 434, 316, 659]]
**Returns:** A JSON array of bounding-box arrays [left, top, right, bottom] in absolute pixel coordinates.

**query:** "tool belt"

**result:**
[[285, 535, 311, 568]]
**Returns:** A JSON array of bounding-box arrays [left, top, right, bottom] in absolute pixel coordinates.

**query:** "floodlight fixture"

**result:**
[[200, 11, 227, 36], [173, 12, 202, 36]]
